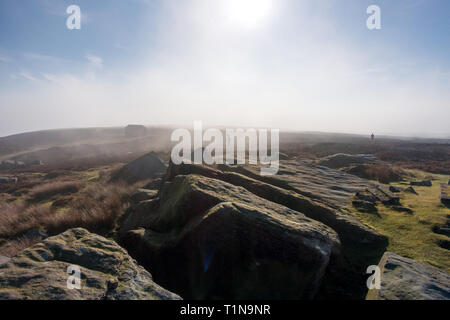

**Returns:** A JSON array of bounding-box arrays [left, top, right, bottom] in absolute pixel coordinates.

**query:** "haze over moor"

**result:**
[[0, 0, 449, 138]]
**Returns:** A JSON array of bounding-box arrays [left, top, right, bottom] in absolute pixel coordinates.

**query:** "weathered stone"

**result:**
[[404, 186, 418, 195], [355, 190, 378, 203], [438, 240, 450, 250], [218, 159, 384, 209], [110, 152, 167, 184], [391, 206, 413, 214], [130, 189, 158, 204], [433, 225, 450, 237], [352, 200, 377, 213], [374, 186, 400, 205], [367, 252, 450, 300], [120, 173, 341, 300], [411, 180, 432, 187], [389, 186, 401, 193], [165, 163, 387, 248], [317, 154, 381, 169], [152, 162, 387, 299], [0, 228, 181, 300], [440, 184, 450, 206]]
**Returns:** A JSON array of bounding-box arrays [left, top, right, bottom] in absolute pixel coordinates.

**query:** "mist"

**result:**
[[0, 0, 449, 138]]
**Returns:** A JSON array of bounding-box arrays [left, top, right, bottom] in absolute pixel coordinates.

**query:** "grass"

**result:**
[[0, 176, 136, 256], [344, 163, 405, 184], [0, 235, 43, 257], [43, 182, 134, 236], [0, 202, 53, 239], [345, 171, 450, 271], [29, 181, 81, 201]]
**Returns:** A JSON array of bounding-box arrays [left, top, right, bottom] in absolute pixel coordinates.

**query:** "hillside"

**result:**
[[0, 129, 449, 300]]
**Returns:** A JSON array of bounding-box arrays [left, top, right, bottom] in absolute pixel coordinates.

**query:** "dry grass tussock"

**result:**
[[0, 235, 42, 257], [0, 182, 135, 250], [29, 181, 81, 201]]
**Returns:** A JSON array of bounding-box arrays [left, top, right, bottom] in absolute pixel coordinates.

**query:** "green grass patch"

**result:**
[[346, 171, 450, 271]]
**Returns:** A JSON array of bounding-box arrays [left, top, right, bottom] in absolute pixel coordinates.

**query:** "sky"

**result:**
[[0, 0, 449, 138]]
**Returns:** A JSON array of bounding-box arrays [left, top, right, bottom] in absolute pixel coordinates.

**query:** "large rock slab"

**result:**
[[367, 252, 450, 300], [0, 228, 181, 300], [167, 163, 387, 248], [110, 151, 167, 184], [120, 173, 341, 299], [220, 159, 380, 209], [317, 153, 382, 169], [411, 180, 432, 187], [122, 161, 387, 299]]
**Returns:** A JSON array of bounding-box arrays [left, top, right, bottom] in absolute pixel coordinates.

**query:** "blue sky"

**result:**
[[0, 0, 449, 137]]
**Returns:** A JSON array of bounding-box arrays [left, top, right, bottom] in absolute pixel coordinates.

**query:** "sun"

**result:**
[[223, 0, 273, 29]]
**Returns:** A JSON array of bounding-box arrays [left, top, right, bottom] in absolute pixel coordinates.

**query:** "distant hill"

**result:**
[[1, 126, 448, 174], [0, 127, 125, 158], [0, 127, 174, 161]]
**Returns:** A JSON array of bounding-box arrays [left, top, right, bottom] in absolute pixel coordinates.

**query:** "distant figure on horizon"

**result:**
[[371, 133, 375, 141]]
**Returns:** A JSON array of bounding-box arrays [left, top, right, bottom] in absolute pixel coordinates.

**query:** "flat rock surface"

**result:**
[[0, 228, 181, 300], [368, 252, 450, 300], [317, 153, 382, 169], [225, 159, 379, 209]]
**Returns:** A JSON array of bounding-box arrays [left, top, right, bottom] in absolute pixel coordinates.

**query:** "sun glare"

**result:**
[[224, 0, 273, 29]]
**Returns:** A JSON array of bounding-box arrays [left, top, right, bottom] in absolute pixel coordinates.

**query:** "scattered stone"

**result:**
[[437, 240, 450, 250], [355, 191, 378, 203], [403, 186, 418, 195], [411, 180, 432, 187], [367, 252, 450, 300], [432, 216, 450, 237], [389, 186, 401, 193], [391, 206, 413, 214], [370, 186, 400, 206], [440, 184, 450, 206], [432, 226, 450, 237], [352, 200, 377, 213], [0, 228, 181, 300]]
